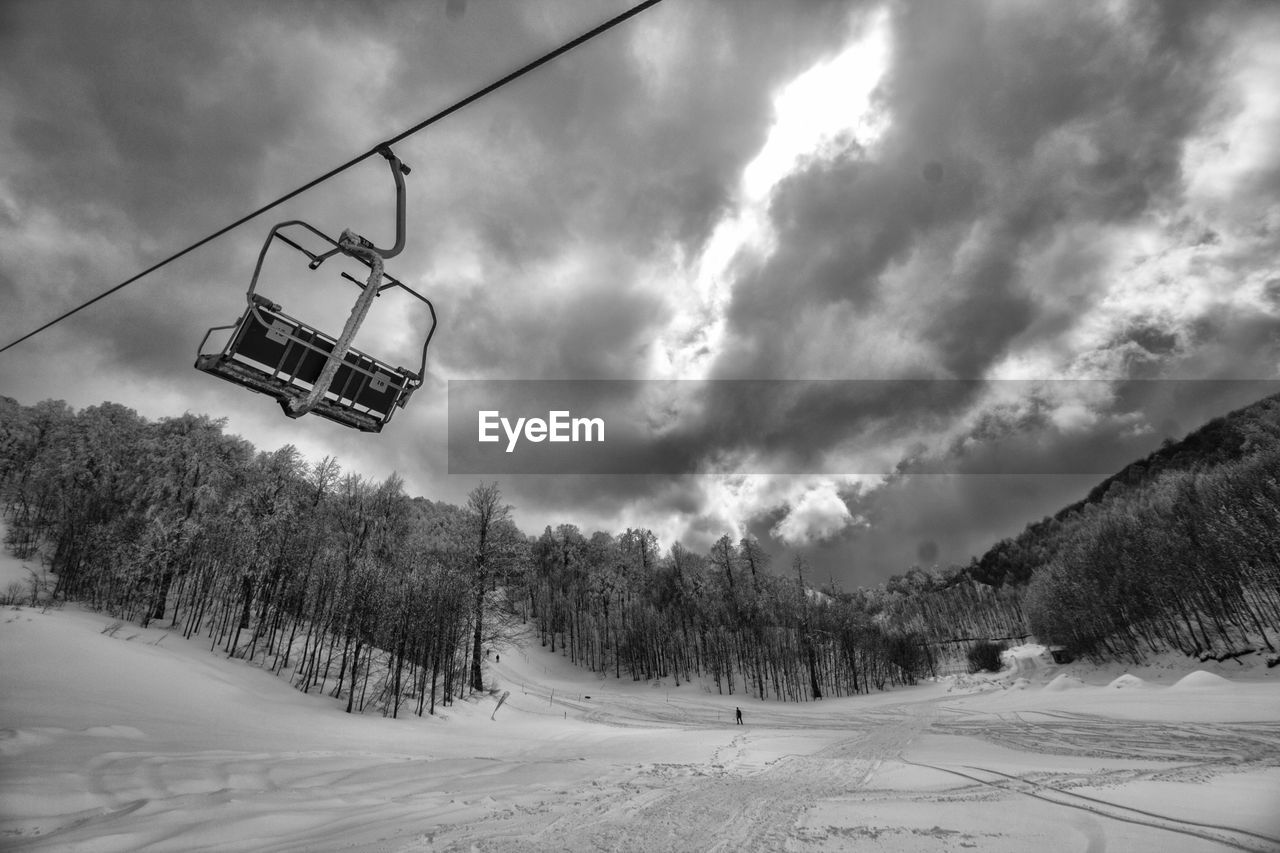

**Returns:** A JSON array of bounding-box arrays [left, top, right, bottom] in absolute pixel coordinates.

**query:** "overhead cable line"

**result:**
[[0, 0, 666, 356]]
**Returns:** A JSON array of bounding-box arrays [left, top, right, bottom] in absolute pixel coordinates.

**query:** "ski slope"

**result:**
[[2, 605, 1279, 852]]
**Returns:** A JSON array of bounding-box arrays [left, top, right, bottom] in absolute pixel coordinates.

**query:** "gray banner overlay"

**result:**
[[447, 379, 1280, 476]]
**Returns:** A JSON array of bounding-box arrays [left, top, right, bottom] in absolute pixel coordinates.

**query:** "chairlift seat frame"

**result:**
[[194, 148, 436, 433], [196, 293, 421, 433]]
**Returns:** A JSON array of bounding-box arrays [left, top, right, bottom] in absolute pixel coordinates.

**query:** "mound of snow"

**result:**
[[1171, 670, 1232, 690], [944, 674, 1004, 694], [1107, 674, 1146, 689], [1002, 644, 1048, 677], [1044, 673, 1087, 692]]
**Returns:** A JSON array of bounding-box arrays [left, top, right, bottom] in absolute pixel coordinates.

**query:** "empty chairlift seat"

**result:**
[[193, 147, 435, 434], [196, 295, 419, 433]]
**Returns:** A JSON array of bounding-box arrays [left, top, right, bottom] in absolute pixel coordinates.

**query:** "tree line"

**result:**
[[0, 397, 935, 712], [520, 526, 932, 699], [5, 390, 1276, 708]]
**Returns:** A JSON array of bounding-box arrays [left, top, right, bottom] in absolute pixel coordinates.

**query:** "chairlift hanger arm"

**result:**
[[303, 146, 410, 269], [370, 146, 410, 261]]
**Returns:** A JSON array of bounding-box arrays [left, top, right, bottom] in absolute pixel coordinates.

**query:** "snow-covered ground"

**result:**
[[0, 534, 42, 603], [2, 605, 1279, 852]]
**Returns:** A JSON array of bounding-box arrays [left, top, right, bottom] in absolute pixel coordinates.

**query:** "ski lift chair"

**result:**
[[195, 147, 436, 433]]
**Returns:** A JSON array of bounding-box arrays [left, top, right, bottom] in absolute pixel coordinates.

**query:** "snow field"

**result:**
[[2, 607, 1279, 851]]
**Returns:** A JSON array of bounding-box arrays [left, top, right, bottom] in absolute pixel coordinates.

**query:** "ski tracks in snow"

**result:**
[[413, 701, 942, 852], [899, 759, 1280, 853], [933, 707, 1280, 765]]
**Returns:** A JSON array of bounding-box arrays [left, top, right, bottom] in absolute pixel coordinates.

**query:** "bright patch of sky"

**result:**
[[770, 479, 864, 546], [686, 474, 879, 547], [652, 7, 891, 381]]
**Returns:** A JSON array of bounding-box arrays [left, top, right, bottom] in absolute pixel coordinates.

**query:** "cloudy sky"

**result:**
[[3, 0, 1279, 587]]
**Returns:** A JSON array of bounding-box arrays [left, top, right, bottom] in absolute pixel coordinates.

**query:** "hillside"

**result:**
[[885, 391, 1280, 665], [971, 392, 1280, 588]]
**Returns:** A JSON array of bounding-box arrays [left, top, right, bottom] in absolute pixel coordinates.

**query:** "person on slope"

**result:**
[[735, 707, 743, 725]]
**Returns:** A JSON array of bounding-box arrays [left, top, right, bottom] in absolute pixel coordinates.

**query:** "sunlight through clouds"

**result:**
[[740, 8, 891, 203], [640, 7, 894, 549], [653, 6, 892, 381]]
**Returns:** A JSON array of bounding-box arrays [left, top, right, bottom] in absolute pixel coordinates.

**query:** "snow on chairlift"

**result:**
[[195, 147, 436, 433]]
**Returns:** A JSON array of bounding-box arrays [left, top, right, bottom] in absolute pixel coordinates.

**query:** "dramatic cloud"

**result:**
[[2, 0, 1278, 586], [770, 481, 862, 546]]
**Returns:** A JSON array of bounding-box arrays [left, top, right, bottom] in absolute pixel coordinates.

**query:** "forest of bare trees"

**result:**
[[0, 398, 524, 716], [520, 527, 931, 698], [3, 391, 1278, 715], [0, 397, 933, 712]]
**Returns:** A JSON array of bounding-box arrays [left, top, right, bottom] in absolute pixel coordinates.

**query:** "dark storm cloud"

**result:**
[[1265, 279, 1280, 308], [716, 0, 1224, 384], [799, 472, 1100, 585], [728, 151, 978, 329], [441, 259, 671, 379], [1122, 324, 1180, 358], [2, 0, 856, 395], [0, 2, 661, 410], [1, 2, 308, 239], [676, 379, 983, 471], [450, 0, 857, 258], [514, 474, 700, 521], [0, 0, 399, 404], [421, 1, 865, 381]]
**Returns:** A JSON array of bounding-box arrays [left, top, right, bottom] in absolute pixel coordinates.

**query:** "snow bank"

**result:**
[[1044, 673, 1087, 691], [1170, 670, 1233, 690], [1106, 673, 1147, 689], [1001, 643, 1048, 677]]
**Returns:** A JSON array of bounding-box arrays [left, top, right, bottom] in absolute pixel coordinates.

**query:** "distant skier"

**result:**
[[735, 707, 743, 725]]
